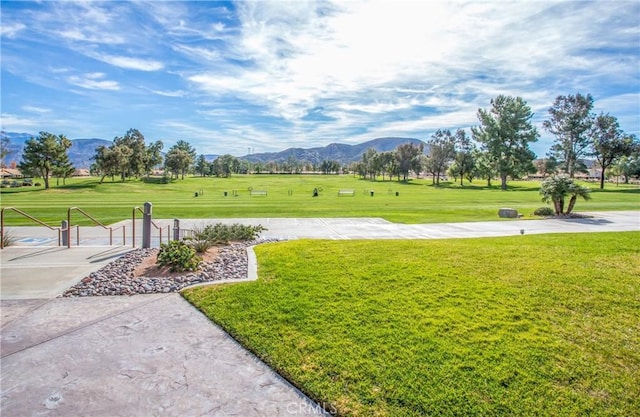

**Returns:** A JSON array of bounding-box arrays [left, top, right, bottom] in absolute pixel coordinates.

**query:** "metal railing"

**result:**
[[67, 207, 126, 248], [132, 206, 169, 248], [1, 207, 62, 249]]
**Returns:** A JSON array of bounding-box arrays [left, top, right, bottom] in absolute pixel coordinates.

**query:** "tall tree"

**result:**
[[453, 129, 475, 186], [590, 113, 638, 189], [143, 140, 164, 177], [113, 128, 147, 178], [18, 132, 73, 189], [543, 93, 594, 178], [195, 154, 209, 177], [166, 140, 196, 179], [425, 129, 456, 186], [395, 142, 424, 181], [91, 145, 120, 182], [472, 95, 539, 190]]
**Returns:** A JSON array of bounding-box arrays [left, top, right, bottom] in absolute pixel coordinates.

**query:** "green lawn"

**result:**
[[183, 232, 640, 416], [1, 175, 638, 225]]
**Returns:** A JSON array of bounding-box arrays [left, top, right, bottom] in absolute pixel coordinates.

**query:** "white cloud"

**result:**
[[0, 22, 26, 38], [94, 54, 164, 71], [151, 89, 187, 98], [0, 113, 39, 131], [21, 106, 51, 114], [67, 73, 120, 90]]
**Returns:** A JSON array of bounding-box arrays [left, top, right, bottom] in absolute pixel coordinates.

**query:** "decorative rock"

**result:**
[[60, 239, 281, 297], [498, 208, 519, 218]]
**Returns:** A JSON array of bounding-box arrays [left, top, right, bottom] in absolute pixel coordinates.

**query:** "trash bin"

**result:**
[[224, 191, 228, 197], [396, 191, 399, 196], [195, 192, 198, 197], [370, 191, 374, 197]]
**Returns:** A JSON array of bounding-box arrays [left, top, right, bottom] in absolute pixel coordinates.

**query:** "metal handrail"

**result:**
[[132, 206, 168, 248], [67, 207, 125, 248], [1, 207, 61, 248]]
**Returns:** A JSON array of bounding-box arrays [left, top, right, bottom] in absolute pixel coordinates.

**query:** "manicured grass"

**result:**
[[1, 175, 638, 226], [183, 232, 640, 416]]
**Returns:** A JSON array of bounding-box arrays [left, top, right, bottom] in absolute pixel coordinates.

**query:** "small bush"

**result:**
[[157, 240, 201, 272], [193, 223, 266, 245], [534, 206, 555, 216], [188, 237, 213, 254]]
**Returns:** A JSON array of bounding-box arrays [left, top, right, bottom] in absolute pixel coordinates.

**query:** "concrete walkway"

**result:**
[[1, 212, 639, 416]]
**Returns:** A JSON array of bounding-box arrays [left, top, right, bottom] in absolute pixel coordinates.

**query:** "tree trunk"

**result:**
[[566, 196, 577, 214], [500, 175, 507, 190], [599, 167, 606, 189]]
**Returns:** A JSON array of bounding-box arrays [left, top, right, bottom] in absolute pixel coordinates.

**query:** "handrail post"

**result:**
[[1, 208, 5, 249], [142, 202, 152, 249], [109, 228, 113, 246], [76, 225, 80, 246], [61, 220, 69, 247], [132, 207, 137, 248], [67, 207, 72, 248]]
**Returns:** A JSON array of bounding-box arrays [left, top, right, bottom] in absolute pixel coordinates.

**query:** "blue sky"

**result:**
[[1, 1, 638, 157]]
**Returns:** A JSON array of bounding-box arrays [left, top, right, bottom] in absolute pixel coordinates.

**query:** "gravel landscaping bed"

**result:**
[[61, 240, 275, 297]]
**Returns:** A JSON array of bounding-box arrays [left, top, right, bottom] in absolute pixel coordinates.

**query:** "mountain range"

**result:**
[[1, 132, 426, 169]]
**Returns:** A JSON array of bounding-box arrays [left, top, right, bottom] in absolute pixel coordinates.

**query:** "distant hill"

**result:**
[[1, 132, 111, 169], [243, 137, 428, 164], [1, 132, 427, 169], [68, 138, 113, 169]]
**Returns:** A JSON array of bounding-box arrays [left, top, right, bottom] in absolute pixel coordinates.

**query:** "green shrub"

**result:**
[[157, 240, 201, 272], [193, 223, 266, 245], [533, 206, 555, 216]]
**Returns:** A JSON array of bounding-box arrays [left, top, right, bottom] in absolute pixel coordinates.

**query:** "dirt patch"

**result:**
[[133, 247, 221, 278]]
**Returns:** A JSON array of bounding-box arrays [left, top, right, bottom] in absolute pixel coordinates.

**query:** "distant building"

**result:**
[[0, 168, 22, 178]]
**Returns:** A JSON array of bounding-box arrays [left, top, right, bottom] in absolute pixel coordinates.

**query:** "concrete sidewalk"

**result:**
[[1, 211, 638, 416], [1, 294, 327, 416]]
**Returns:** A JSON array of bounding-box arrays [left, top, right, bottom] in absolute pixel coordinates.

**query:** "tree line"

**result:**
[[10, 93, 639, 190]]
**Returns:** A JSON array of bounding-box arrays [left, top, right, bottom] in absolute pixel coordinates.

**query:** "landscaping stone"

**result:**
[[60, 239, 280, 297], [498, 208, 519, 218]]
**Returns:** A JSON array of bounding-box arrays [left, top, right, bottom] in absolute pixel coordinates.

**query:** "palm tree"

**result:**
[[540, 174, 591, 215], [566, 182, 592, 214]]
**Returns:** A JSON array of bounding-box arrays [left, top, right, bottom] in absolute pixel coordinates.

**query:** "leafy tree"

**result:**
[[113, 128, 147, 178], [614, 154, 640, 184], [425, 129, 456, 186], [540, 174, 591, 215], [543, 93, 594, 178], [52, 145, 75, 185], [91, 145, 121, 182], [195, 154, 209, 177], [589, 112, 639, 189], [360, 148, 379, 180], [165, 148, 190, 179], [165, 140, 196, 179], [212, 154, 239, 177], [18, 132, 73, 189], [395, 142, 424, 181], [320, 159, 340, 175], [453, 129, 475, 186], [472, 95, 539, 190], [143, 140, 164, 177], [471, 150, 495, 186]]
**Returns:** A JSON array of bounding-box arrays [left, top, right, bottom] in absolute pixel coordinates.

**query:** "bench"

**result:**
[[338, 189, 355, 197], [250, 190, 268, 197]]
